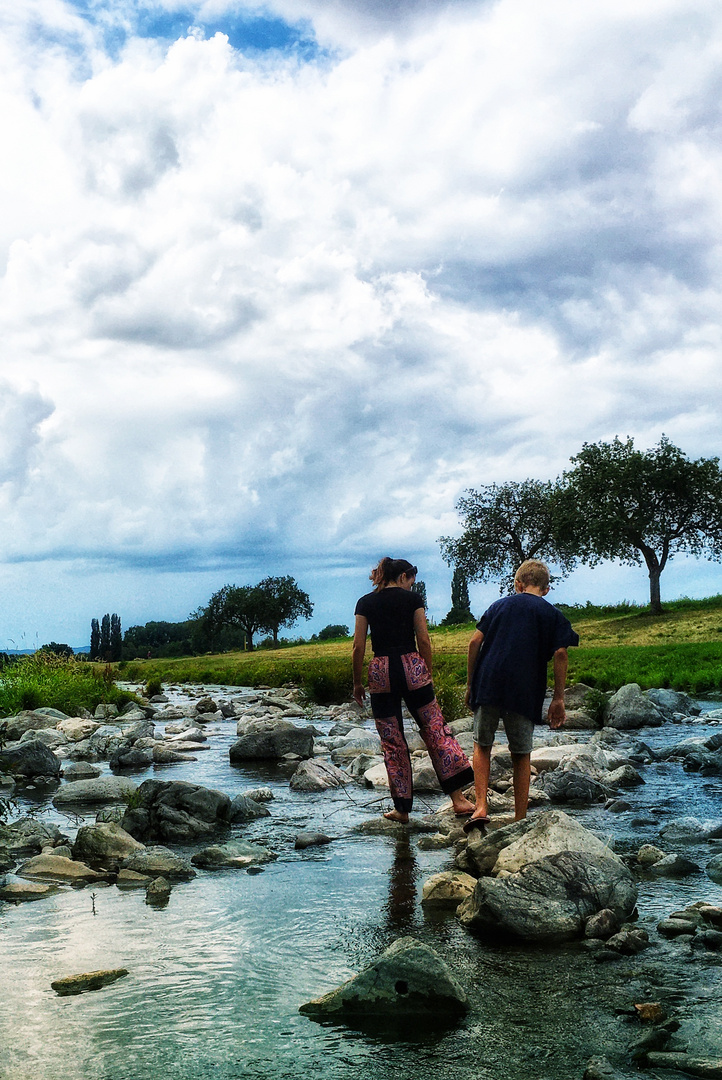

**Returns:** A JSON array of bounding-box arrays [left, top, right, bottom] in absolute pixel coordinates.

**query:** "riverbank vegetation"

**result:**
[[0, 654, 134, 717], [111, 595, 722, 699]]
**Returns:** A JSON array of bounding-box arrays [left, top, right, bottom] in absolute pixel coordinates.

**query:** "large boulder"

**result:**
[[457, 851, 637, 941], [458, 809, 619, 878], [72, 823, 146, 865], [299, 937, 468, 1018], [329, 728, 382, 763], [53, 776, 138, 806], [120, 779, 232, 843], [57, 718, 102, 742], [289, 760, 350, 792], [533, 769, 609, 805], [19, 728, 67, 750], [604, 684, 664, 729], [229, 721, 314, 761], [0, 739, 61, 779]]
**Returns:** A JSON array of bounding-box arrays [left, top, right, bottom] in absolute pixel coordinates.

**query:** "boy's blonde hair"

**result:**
[[514, 559, 550, 590]]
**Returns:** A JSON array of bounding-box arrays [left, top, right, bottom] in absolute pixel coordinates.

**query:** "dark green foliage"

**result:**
[[565, 436, 722, 614], [110, 614, 122, 661], [90, 618, 100, 659], [38, 642, 74, 659], [566, 642, 722, 694], [122, 618, 226, 659], [440, 478, 577, 594], [145, 678, 163, 697], [257, 575, 314, 647], [200, 577, 312, 651], [582, 687, 609, 725], [410, 579, 428, 608], [441, 569, 474, 624], [317, 624, 350, 641], [433, 670, 467, 723], [300, 660, 354, 704], [100, 614, 111, 659]]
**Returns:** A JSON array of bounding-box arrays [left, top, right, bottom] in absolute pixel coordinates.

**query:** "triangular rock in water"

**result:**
[[299, 936, 468, 1019]]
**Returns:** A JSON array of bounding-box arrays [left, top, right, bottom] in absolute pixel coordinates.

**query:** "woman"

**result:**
[[353, 557, 475, 823]]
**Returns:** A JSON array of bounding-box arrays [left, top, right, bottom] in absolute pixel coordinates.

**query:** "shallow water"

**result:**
[[3, 689, 722, 1080]]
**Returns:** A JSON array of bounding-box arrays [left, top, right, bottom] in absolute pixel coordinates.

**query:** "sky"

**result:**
[[1, 0, 722, 650]]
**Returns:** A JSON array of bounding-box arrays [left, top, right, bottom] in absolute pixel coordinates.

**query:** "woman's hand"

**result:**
[[353, 682, 366, 706]]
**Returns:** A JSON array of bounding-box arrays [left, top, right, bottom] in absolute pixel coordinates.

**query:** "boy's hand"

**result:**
[[548, 696, 565, 729], [464, 686, 473, 709], [353, 682, 366, 706]]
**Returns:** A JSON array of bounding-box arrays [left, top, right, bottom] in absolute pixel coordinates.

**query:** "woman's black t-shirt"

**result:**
[[354, 588, 425, 654]]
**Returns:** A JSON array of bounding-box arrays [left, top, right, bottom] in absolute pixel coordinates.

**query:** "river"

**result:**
[[2, 686, 722, 1080]]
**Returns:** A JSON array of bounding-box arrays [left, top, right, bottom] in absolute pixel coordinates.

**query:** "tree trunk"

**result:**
[[648, 566, 662, 614]]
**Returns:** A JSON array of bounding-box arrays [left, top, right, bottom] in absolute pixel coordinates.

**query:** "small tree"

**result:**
[[39, 642, 74, 659], [565, 435, 722, 614], [440, 479, 577, 593], [90, 618, 100, 660], [441, 568, 474, 625], [256, 576, 313, 647], [410, 579, 428, 609], [317, 624, 350, 640]]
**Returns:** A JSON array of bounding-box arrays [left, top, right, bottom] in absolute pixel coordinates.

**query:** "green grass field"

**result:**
[[112, 595, 722, 697]]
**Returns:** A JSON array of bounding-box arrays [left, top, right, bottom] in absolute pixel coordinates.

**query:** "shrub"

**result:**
[[317, 624, 350, 641], [433, 670, 467, 724], [145, 678, 163, 698], [582, 687, 609, 725], [300, 660, 354, 704]]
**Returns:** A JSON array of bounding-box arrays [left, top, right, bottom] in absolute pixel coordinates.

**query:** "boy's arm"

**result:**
[[465, 629, 484, 708], [548, 647, 568, 729]]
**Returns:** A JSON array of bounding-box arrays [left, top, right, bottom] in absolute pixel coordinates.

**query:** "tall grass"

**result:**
[[0, 654, 134, 717]]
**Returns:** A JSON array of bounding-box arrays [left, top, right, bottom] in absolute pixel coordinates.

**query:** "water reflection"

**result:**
[[381, 836, 420, 933]]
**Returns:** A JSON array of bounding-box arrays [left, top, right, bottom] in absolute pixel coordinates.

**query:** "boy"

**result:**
[[464, 559, 579, 828]]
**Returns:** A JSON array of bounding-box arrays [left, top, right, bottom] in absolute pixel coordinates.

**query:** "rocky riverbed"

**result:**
[[2, 681, 722, 1080]]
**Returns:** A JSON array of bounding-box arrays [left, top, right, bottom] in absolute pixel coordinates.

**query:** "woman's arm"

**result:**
[[352, 615, 368, 705], [413, 608, 433, 674]]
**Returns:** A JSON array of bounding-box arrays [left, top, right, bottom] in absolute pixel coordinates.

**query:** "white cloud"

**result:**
[[2, 0, 722, 640]]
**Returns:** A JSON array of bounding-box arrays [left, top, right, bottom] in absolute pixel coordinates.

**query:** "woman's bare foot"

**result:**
[[451, 795, 475, 816], [384, 810, 410, 824]]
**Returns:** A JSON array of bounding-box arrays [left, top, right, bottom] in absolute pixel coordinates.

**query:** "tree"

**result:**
[[441, 568, 474, 625], [39, 642, 74, 658], [110, 614, 122, 661], [317, 624, 350, 640], [256, 576, 313, 647], [90, 618, 100, 660], [564, 435, 722, 614], [439, 479, 577, 594], [201, 585, 264, 650], [410, 579, 428, 609], [100, 614, 111, 660]]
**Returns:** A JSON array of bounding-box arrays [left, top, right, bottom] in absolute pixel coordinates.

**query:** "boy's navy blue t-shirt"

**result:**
[[469, 593, 579, 723]]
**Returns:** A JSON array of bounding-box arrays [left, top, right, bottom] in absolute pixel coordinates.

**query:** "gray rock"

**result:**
[[120, 779, 232, 843], [605, 928, 650, 954], [289, 759, 350, 792], [0, 817, 66, 855], [646, 688, 701, 717], [1, 740, 61, 779], [457, 851, 637, 942], [657, 917, 696, 937], [53, 776, 138, 806], [94, 704, 119, 720], [145, 876, 171, 905], [0, 880, 59, 903], [299, 937, 468, 1018], [3, 710, 66, 742], [605, 764, 644, 787], [72, 823, 145, 865], [230, 723, 314, 761], [63, 762, 102, 780], [17, 853, 105, 883], [121, 720, 156, 742], [109, 748, 153, 770], [706, 854, 722, 884], [584, 908, 620, 940], [647, 853, 699, 878], [242, 787, 274, 802], [659, 817, 710, 843], [227, 795, 271, 822], [152, 745, 191, 765], [122, 846, 196, 880], [294, 831, 332, 850], [605, 684, 664, 729], [19, 728, 67, 750], [533, 768, 608, 805], [637, 844, 665, 867], [191, 840, 276, 868]]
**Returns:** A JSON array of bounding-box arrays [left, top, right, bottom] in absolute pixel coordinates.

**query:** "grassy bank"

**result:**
[[0, 654, 134, 718]]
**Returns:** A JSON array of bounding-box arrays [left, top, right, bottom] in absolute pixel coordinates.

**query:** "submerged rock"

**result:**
[[51, 969, 129, 996], [294, 831, 332, 850], [299, 937, 468, 1018], [191, 840, 276, 869]]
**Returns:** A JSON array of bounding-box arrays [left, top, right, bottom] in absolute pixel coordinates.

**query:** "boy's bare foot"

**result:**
[[384, 810, 410, 824]]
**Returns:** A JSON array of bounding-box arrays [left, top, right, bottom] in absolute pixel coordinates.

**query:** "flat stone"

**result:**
[[122, 846, 196, 880], [0, 880, 59, 902], [116, 869, 152, 888], [53, 776, 138, 806], [51, 969, 129, 996], [17, 854, 105, 883], [294, 832, 332, 850], [657, 917, 697, 937], [191, 840, 277, 869], [421, 871, 477, 908]]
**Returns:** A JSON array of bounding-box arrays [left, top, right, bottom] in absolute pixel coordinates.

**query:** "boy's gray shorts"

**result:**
[[473, 705, 533, 755]]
